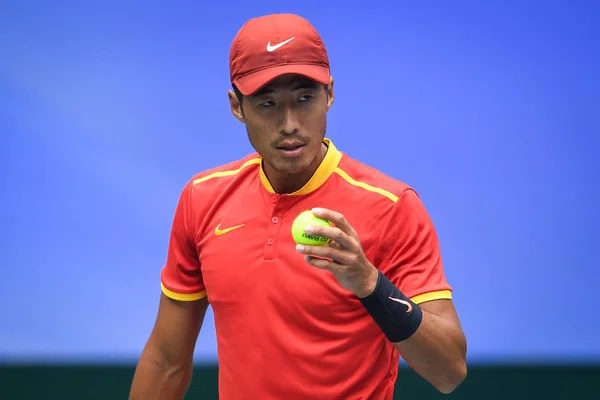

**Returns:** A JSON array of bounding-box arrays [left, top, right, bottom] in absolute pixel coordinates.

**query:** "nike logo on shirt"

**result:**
[[215, 224, 244, 236]]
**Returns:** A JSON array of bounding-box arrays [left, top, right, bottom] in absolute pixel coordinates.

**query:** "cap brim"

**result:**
[[233, 64, 330, 96]]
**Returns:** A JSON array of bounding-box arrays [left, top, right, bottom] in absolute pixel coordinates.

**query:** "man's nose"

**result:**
[[278, 106, 300, 135]]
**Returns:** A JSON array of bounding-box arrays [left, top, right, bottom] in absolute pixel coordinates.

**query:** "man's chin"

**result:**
[[273, 160, 311, 175]]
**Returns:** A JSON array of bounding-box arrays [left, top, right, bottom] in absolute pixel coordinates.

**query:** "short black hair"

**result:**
[[232, 84, 244, 104]]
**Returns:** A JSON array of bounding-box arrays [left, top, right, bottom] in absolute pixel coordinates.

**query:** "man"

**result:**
[[130, 13, 467, 400]]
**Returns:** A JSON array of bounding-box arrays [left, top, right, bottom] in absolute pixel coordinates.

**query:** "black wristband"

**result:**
[[359, 270, 423, 343]]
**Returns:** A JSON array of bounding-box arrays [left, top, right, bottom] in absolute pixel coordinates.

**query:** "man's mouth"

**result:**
[[277, 145, 304, 151], [276, 140, 305, 149], [276, 141, 307, 157]]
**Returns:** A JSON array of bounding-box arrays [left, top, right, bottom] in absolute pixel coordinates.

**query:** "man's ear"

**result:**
[[326, 76, 335, 111], [228, 90, 245, 123]]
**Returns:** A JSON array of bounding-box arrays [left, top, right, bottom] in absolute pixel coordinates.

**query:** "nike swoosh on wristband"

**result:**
[[388, 297, 413, 313], [266, 37, 295, 52]]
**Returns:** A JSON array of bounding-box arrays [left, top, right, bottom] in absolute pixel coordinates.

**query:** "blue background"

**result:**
[[1, 1, 598, 365]]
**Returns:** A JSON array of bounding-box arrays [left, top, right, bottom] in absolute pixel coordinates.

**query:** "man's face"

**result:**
[[229, 74, 334, 177]]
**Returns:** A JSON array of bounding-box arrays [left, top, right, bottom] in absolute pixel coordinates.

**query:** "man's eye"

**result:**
[[260, 101, 275, 107], [299, 95, 313, 102]]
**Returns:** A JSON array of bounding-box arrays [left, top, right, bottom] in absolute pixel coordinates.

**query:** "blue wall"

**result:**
[[1, 1, 598, 365]]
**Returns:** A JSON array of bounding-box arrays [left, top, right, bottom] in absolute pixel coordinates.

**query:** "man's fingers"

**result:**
[[304, 226, 353, 249], [311, 208, 358, 238], [328, 240, 342, 250], [296, 243, 352, 265], [304, 255, 344, 273]]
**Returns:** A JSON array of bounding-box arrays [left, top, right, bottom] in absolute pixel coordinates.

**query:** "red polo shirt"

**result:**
[[160, 138, 452, 399]]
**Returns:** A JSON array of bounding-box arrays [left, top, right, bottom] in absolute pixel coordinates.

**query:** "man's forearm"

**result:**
[[130, 351, 193, 400], [358, 270, 466, 393], [393, 309, 467, 394]]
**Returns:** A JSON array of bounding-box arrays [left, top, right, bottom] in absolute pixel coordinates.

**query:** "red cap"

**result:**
[[229, 14, 330, 96]]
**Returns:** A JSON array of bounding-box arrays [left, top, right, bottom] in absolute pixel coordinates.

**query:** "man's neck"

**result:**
[[265, 142, 328, 194]]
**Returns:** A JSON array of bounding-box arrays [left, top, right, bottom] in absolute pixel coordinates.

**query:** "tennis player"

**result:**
[[130, 13, 467, 400]]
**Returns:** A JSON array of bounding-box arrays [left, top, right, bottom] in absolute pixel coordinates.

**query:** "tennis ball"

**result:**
[[291, 210, 331, 246]]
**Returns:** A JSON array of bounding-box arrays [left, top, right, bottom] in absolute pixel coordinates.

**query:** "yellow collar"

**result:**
[[259, 138, 342, 195]]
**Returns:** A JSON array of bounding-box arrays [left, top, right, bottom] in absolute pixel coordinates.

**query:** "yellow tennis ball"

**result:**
[[291, 210, 331, 246]]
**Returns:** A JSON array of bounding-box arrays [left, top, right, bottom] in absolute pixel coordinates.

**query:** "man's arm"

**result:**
[[393, 299, 467, 394], [297, 191, 468, 394], [131, 178, 209, 399], [130, 294, 209, 399], [353, 267, 466, 393]]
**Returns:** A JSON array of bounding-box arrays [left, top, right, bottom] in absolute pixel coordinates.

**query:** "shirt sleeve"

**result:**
[[377, 188, 453, 305], [160, 180, 207, 301]]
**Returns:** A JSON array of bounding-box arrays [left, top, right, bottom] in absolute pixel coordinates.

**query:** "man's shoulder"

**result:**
[[185, 152, 262, 193], [335, 151, 414, 202]]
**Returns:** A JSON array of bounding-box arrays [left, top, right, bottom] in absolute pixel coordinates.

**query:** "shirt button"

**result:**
[[271, 195, 277, 203], [267, 238, 274, 245], [272, 216, 279, 224]]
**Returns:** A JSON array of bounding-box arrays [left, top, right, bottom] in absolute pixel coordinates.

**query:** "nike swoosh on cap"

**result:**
[[266, 37, 295, 52]]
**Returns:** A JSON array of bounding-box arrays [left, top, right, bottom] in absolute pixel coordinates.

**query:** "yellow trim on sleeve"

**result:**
[[333, 168, 399, 203], [161, 283, 207, 301], [193, 158, 261, 185], [410, 290, 452, 304]]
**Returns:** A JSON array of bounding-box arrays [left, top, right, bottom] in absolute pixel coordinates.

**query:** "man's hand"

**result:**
[[295, 207, 379, 298]]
